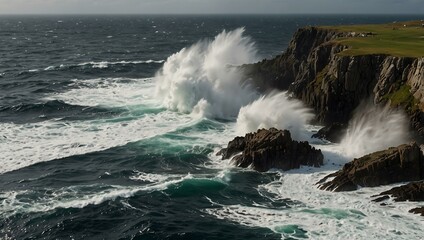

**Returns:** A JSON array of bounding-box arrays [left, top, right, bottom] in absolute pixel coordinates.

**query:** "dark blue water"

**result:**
[[1, 15, 423, 239]]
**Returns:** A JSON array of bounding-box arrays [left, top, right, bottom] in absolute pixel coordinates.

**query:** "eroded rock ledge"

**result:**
[[220, 128, 323, 172], [317, 142, 424, 191]]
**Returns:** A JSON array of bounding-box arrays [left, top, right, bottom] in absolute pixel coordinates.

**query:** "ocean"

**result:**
[[1, 15, 423, 239]]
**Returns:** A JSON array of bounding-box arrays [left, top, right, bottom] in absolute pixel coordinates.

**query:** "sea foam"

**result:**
[[236, 91, 314, 140], [0, 78, 194, 174]]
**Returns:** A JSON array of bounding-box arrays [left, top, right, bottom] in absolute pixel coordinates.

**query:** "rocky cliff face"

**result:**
[[245, 27, 424, 139]]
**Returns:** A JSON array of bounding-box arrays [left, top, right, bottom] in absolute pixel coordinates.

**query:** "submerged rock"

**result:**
[[311, 122, 347, 143], [318, 142, 424, 191], [221, 128, 323, 172]]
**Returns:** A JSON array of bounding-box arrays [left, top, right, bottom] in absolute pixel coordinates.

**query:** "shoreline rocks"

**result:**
[[220, 128, 323, 172], [373, 181, 424, 202], [311, 122, 347, 143], [373, 181, 424, 216], [318, 142, 424, 191], [409, 207, 424, 216]]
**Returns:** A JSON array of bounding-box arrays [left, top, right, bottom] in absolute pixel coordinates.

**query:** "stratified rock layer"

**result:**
[[221, 128, 323, 172], [318, 142, 424, 191]]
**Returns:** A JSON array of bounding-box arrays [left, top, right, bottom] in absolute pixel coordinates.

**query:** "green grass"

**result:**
[[383, 84, 419, 112], [321, 20, 424, 57]]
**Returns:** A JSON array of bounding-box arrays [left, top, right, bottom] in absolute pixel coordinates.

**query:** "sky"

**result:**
[[0, 0, 423, 15]]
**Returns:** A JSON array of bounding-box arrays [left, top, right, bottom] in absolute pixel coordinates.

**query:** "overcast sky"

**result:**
[[0, 0, 423, 14]]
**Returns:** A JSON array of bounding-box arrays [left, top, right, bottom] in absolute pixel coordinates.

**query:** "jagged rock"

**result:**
[[311, 122, 347, 143], [318, 142, 424, 191], [373, 181, 424, 202], [221, 128, 324, 172], [219, 136, 245, 159], [373, 181, 424, 217], [409, 207, 424, 216], [245, 26, 424, 140]]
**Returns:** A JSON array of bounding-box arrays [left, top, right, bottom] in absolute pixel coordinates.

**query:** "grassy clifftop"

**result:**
[[321, 20, 424, 57]]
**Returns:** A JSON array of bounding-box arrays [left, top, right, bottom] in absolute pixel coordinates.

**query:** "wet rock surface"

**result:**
[[311, 122, 347, 143], [221, 128, 324, 172], [374, 181, 424, 202], [318, 142, 424, 191]]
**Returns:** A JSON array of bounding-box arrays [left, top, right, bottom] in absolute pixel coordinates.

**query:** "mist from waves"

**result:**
[[154, 28, 315, 141], [154, 28, 259, 119], [236, 91, 314, 140], [154, 27, 411, 156], [340, 102, 410, 158]]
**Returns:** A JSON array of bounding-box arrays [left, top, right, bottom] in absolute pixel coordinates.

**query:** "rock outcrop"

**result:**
[[245, 27, 424, 140], [318, 142, 424, 191], [373, 181, 424, 217], [409, 207, 424, 216], [374, 181, 424, 202], [220, 128, 323, 172], [311, 122, 347, 143]]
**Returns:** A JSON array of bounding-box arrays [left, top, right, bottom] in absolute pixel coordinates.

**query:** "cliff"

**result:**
[[245, 24, 424, 139]]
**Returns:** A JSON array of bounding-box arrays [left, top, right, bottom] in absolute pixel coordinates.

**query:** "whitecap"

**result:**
[[155, 28, 259, 119]]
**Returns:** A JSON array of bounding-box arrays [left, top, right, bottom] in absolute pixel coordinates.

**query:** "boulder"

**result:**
[[311, 122, 347, 143], [221, 128, 324, 172], [318, 142, 424, 191]]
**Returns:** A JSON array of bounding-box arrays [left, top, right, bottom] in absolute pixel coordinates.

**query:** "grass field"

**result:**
[[321, 20, 424, 57]]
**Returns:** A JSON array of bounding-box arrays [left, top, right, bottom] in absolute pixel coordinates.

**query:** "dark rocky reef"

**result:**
[[311, 122, 347, 143], [220, 128, 323, 172], [245, 27, 424, 141], [374, 181, 424, 202], [373, 181, 424, 216], [409, 207, 424, 216], [318, 142, 424, 191]]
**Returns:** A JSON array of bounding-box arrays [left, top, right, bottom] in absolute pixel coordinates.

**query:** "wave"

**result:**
[[155, 28, 315, 141], [0, 100, 113, 123], [339, 102, 410, 158], [0, 100, 74, 113], [77, 60, 165, 69], [0, 77, 196, 174], [155, 28, 259, 119], [0, 173, 228, 218], [205, 161, 423, 239], [236, 91, 314, 140], [20, 60, 165, 74], [44, 77, 156, 108], [0, 184, 152, 218]]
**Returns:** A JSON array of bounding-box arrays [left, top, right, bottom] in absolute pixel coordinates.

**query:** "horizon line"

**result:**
[[0, 13, 423, 16]]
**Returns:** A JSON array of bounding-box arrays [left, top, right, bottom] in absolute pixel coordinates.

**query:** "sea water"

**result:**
[[1, 15, 423, 239]]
